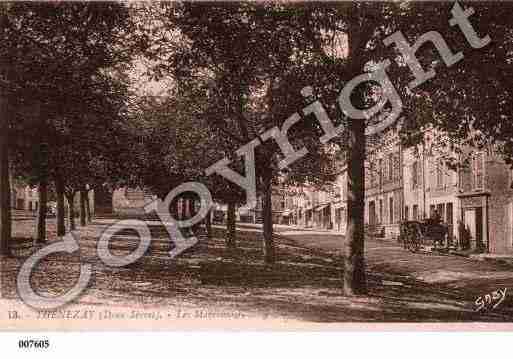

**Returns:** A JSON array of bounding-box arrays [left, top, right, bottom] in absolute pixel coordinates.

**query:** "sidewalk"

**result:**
[[3, 214, 513, 323], [466, 253, 513, 266], [234, 222, 344, 236]]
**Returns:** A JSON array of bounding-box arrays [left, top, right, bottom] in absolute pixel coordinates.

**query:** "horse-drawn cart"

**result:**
[[399, 220, 448, 252]]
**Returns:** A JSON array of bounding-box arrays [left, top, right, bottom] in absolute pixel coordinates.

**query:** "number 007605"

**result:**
[[18, 339, 50, 349]]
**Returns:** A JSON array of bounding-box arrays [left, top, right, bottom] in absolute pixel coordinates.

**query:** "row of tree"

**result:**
[[135, 1, 513, 295], [0, 2, 511, 297], [0, 3, 148, 254]]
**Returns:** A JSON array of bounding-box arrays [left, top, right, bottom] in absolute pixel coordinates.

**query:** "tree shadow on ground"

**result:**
[[2, 225, 512, 323]]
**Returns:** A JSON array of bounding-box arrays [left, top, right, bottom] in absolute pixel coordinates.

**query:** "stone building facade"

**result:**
[[112, 187, 156, 215], [284, 130, 513, 255], [11, 183, 40, 211], [11, 178, 95, 215], [457, 148, 513, 254], [402, 141, 461, 243], [402, 133, 513, 254], [365, 132, 403, 238]]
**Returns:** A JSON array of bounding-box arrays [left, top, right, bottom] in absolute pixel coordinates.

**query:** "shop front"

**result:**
[[457, 191, 490, 251]]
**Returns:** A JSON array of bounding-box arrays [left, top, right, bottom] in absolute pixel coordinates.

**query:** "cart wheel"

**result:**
[[407, 235, 418, 253], [404, 235, 412, 251]]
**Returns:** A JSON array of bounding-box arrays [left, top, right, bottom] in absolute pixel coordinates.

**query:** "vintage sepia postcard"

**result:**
[[1, 1, 513, 348]]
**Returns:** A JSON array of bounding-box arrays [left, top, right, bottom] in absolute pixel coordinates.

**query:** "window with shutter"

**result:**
[[437, 203, 445, 221], [378, 158, 383, 186], [389, 197, 394, 224], [430, 205, 436, 218], [417, 160, 422, 188], [458, 164, 472, 192], [369, 162, 377, 187], [388, 154, 393, 181], [393, 153, 400, 181], [394, 192, 401, 223], [412, 161, 419, 189], [379, 199, 383, 224], [473, 153, 484, 190], [436, 161, 444, 188]]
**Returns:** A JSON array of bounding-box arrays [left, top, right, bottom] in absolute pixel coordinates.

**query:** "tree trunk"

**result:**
[[226, 201, 236, 248], [55, 177, 66, 237], [205, 209, 212, 239], [35, 181, 48, 243], [79, 189, 87, 227], [85, 190, 92, 223], [178, 197, 187, 220], [189, 198, 200, 233], [341, 12, 368, 295], [171, 198, 179, 221], [187, 198, 194, 219], [343, 101, 367, 296], [66, 193, 76, 231], [93, 185, 113, 214], [262, 170, 275, 264], [0, 115, 11, 256]]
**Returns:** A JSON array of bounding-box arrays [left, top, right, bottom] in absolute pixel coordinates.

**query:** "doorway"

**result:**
[[475, 207, 484, 249], [446, 202, 453, 238], [369, 201, 376, 226], [464, 207, 484, 250]]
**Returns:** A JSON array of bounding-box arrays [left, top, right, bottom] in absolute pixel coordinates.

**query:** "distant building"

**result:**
[[403, 137, 513, 254], [10, 178, 94, 215], [238, 185, 304, 225], [298, 184, 337, 230], [112, 187, 156, 215], [278, 128, 513, 255], [364, 131, 404, 238], [11, 179, 39, 212]]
